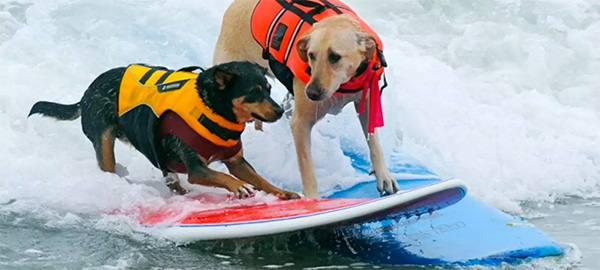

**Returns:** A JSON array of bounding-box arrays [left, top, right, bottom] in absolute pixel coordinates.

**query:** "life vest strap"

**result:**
[[139, 67, 167, 85], [315, 0, 343, 14], [198, 114, 242, 141], [266, 0, 330, 64], [274, 0, 318, 24], [292, 0, 321, 8], [354, 62, 384, 134], [380, 71, 388, 94], [377, 49, 388, 68], [177, 66, 205, 73], [155, 70, 174, 85], [335, 88, 362, 94], [293, 1, 327, 17]]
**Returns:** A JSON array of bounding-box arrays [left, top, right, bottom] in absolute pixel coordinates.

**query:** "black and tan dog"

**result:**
[[29, 61, 300, 199]]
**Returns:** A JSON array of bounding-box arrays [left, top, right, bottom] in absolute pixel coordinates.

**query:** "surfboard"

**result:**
[[318, 145, 565, 265], [136, 179, 466, 242]]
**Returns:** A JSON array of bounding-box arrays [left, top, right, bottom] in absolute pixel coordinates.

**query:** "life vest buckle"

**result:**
[[377, 49, 388, 68], [262, 49, 270, 60]]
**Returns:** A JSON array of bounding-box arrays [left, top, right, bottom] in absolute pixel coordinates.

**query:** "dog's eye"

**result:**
[[308, 52, 316, 61], [329, 52, 341, 64], [254, 86, 262, 94]]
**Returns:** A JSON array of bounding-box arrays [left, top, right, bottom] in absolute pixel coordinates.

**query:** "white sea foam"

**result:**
[[0, 0, 598, 237]]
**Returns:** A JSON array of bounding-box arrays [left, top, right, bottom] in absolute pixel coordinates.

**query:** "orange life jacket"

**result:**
[[251, 0, 386, 92], [251, 0, 387, 133]]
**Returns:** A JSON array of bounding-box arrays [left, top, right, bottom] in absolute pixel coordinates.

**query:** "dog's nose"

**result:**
[[274, 107, 284, 118], [306, 84, 324, 101]]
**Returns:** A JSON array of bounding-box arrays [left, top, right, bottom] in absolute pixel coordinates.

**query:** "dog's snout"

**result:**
[[306, 84, 325, 101], [274, 106, 284, 118]]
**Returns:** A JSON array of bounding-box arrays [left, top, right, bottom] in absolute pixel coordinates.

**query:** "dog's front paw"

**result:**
[[167, 181, 188, 195], [273, 189, 302, 200], [262, 186, 301, 200], [233, 183, 256, 199], [375, 170, 400, 195]]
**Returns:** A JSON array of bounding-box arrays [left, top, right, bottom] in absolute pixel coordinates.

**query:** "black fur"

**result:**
[[28, 101, 81, 120], [80, 68, 125, 148]]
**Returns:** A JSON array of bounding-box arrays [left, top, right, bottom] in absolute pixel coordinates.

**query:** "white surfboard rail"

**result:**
[[142, 179, 467, 242]]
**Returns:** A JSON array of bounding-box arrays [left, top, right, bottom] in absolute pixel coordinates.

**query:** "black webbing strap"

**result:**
[[275, 0, 318, 24], [291, 0, 322, 8], [177, 66, 205, 73], [336, 88, 362, 94], [318, 0, 343, 14], [378, 49, 388, 68], [155, 70, 174, 85], [198, 115, 242, 141], [380, 72, 388, 95], [139, 68, 159, 85]]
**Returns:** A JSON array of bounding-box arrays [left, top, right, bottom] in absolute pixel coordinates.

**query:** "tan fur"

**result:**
[[179, 149, 298, 199], [243, 100, 280, 120], [164, 172, 187, 195], [214, 0, 399, 198], [232, 96, 280, 123], [186, 162, 253, 198], [296, 14, 377, 99], [99, 128, 116, 173], [224, 150, 299, 199]]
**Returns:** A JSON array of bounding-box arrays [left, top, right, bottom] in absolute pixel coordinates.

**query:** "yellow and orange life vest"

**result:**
[[118, 64, 245, 147], [117, 65, 244, 171]]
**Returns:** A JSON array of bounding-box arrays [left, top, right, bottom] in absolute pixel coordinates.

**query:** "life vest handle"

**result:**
[[177, 66, 205, 73], [275, 0, 317, 24], [291, 0, 323, 8], [290, 0, 343, 16]]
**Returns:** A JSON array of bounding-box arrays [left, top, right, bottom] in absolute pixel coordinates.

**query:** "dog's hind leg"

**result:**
[[93, 128, 117, 173], [163, 171, 187, 195], [79, 67, 124, 173]]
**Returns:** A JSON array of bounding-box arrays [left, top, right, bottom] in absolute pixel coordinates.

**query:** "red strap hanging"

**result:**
[[355, 62, 384, 134]]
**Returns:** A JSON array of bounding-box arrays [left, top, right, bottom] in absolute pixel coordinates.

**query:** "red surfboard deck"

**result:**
[[125, 179, 466, 242], [139, 196, 371, 225]]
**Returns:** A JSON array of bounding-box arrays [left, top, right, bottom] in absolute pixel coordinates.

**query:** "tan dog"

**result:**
[[214, 0, 399, 198]]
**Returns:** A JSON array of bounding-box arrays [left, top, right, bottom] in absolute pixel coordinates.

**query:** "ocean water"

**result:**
[[1, 0, 599, 269]]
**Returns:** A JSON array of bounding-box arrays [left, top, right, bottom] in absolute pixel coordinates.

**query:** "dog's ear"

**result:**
[[356, 32, 377, 60], [214, 68, 235, 90], [296, 33, 311, 62]]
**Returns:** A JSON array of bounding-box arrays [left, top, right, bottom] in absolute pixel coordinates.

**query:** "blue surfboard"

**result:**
[[320, 146, 564, 265]]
